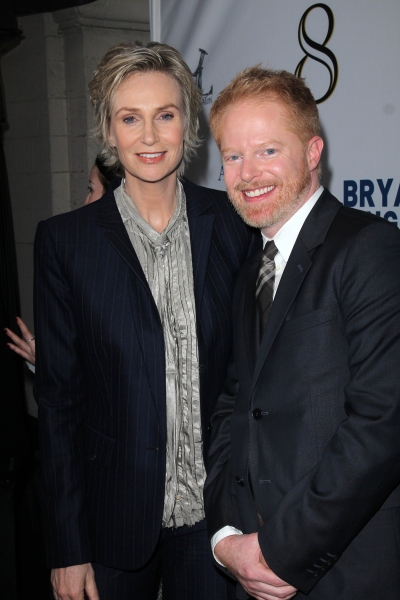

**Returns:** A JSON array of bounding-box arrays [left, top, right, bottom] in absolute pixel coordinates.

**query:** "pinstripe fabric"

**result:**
[[92, 521, 235, 600], [34, 178, 260, 572]]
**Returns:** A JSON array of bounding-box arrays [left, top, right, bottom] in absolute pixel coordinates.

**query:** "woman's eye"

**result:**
[[160, 113, 173, 121], [123, 116, 135, 124]]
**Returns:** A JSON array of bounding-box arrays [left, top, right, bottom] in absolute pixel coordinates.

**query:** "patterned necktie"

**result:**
[[255, 240, 278, 336]]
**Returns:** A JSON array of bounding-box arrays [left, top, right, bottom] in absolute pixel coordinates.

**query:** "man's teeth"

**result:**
[[139, 152, 164, 158], [244, 185, 275, 198]]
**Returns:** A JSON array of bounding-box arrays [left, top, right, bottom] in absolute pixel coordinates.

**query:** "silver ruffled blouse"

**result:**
[[114, 180, 206, 528]]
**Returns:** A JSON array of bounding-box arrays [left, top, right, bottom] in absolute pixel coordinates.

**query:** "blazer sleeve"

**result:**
[[259, 220, 400, 593], [204, 350, 243, 537], [34, 220, 91, 568]]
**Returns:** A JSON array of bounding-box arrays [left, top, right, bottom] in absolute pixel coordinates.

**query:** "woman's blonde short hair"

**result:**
[[89, 42, 201, 178]]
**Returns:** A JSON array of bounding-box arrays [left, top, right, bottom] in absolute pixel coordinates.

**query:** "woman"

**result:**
[[34, 43, 258, 600]]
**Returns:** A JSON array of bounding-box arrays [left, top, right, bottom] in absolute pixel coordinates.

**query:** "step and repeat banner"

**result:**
[[152, 0, 400, 226]]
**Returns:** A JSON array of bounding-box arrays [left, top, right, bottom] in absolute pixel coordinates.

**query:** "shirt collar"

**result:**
[[116, 179, 186, 244], [262, 186, 323, 262]]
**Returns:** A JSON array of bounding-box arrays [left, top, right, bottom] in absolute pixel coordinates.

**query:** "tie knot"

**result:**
[[263, 240, 278, 262]]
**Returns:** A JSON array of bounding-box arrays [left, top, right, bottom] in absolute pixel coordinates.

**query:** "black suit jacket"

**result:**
[[33, 178, 258, 570], [204, 189, 400, 598]]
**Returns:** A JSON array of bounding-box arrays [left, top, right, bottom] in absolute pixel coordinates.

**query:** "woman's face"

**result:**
[[108, 71, 185, 188], [84, 165, 105, 205]]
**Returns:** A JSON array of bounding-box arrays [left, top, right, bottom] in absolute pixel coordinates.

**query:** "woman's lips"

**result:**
[[136, 151, 166, 164]]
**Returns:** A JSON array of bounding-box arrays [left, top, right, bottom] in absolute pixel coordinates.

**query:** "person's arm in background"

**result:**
[[5, 316, 36, 370]]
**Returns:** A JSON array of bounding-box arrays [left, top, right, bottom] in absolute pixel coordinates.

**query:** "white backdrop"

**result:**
[[152, 0, 400, 227]]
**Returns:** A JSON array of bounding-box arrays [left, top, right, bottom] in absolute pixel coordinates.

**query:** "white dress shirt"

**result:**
[[211, 186, 324, 563]]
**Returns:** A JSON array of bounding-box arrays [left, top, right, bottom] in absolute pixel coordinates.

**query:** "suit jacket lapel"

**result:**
[[95, 188, 165, 420], [252, 189, 342, 389], [184, 179, 215, 317], [243, 250, 262, 377], [95, 187, 149, 290], [252, 240, 312, 385]]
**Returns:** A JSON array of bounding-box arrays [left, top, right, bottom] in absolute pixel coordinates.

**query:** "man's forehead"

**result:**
[[219, 96, 307, 145]]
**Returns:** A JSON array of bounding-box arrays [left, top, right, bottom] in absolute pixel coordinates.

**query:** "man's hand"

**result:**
[[51, 563, 99, 600], [215, 533, 297, 600]]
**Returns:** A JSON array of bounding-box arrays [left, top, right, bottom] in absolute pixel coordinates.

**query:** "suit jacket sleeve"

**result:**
[[34, 220, 91, 568], [204, 346, 243, 537], [259, 220, 400, 593]]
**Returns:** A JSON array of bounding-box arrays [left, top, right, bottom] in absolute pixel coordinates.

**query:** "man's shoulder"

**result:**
[[332, 202, 400, 245], [182, 177, 257, 234], [182, 177, 228, 203], [312, 188, 400, 243]]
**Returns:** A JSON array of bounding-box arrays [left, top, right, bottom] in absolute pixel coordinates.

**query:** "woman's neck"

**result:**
[[124, 174, 178, 233]]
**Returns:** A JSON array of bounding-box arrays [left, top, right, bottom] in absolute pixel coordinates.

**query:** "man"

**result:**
[[204, 66, 400, 600]]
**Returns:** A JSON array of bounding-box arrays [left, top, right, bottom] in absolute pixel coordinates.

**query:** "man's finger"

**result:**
[[85, 578, 100, 600]]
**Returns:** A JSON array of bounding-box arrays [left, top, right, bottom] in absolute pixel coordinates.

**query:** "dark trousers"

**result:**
[[93, 520, 235, 600]]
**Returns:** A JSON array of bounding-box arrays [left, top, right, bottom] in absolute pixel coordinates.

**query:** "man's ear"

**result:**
[[307, 136, 324, 172]]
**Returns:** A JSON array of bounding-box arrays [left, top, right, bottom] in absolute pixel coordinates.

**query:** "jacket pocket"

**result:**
[[283, 304, 337, 335], [84, 424, 114, 469]]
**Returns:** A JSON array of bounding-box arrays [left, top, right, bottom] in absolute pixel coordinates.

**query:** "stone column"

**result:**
[[2, 0, 150, 415], [54, 0, 150, 210]]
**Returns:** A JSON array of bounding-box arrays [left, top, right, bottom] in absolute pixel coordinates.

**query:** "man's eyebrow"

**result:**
[[221, 147, 239, 154], [115, 103, 180, 115], [221, 140, 282, 154]]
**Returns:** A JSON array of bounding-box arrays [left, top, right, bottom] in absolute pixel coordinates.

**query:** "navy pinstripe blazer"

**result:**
[[33, 178, 259, 570]]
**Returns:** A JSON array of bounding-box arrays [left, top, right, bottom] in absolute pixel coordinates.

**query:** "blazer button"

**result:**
[[235, 476, 245, 487], [252, 408, 262, 420], [199, 364, 207, 373]]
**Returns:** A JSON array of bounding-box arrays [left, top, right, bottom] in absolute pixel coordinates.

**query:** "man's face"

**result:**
[[219, 98, 322, 236]]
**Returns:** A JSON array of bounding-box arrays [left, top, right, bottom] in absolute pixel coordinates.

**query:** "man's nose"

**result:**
[[240, 158, 262, 183]]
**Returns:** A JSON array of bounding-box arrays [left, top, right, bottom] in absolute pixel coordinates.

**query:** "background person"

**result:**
[[204, 66, 400, 600], [6, 156, 120, 369], [84, 154, 121, 205], [34, 42, 258, 600], [5, 316, 35, 368]]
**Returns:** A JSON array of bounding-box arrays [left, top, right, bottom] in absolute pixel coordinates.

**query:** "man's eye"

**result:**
[[265, 149, 275, 155], [227, 155, 240, 161]]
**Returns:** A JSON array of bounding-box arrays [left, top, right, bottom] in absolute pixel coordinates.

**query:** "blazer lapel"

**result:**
[[95, 188, 165, 420], [243, 250, 262, 377], [252, 189, 342, 389], [184, 179, 215, 316], [95, 189, 149, 290], [252, 240, 312, 385]]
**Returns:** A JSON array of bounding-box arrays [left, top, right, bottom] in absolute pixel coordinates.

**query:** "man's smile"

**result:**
[[243, 185, 275, 199]]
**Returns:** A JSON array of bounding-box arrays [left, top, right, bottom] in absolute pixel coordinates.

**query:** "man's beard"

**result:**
[[227, 163, 311, 230]]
